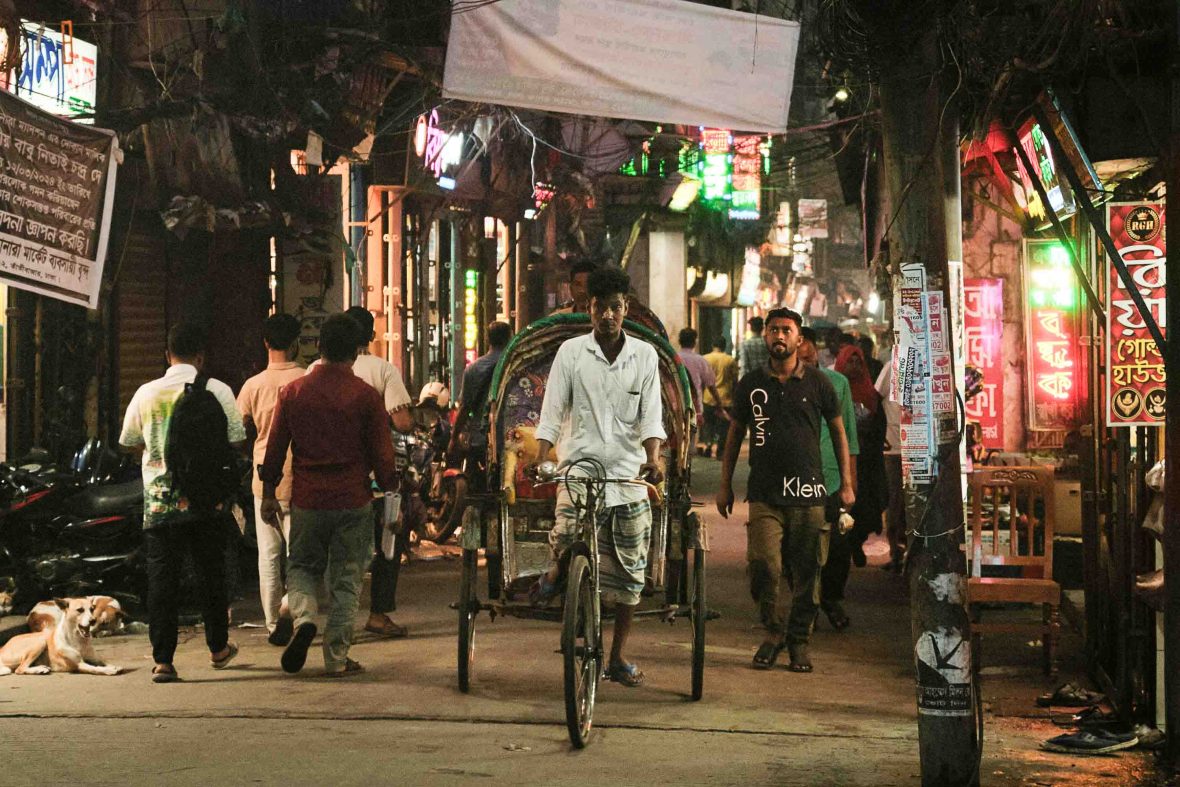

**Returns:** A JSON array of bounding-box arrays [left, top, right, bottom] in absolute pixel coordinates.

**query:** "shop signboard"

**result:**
[[797, 198, 828, 239], [0, 22, 98, 122], [1023, 239, 1081, 431], [963, 278, 1004, 448], [1106, 201, 1166, 426], [729, 135, 762, 220], [412, 109, 467, 190], [695, 129, 767, 220], [0, 89, 118, 308]]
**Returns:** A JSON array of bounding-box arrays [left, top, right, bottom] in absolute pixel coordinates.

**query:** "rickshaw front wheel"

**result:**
[[690, 546, 707, 701], [563, 549, 600, 748], [458, 547, 478, 693]]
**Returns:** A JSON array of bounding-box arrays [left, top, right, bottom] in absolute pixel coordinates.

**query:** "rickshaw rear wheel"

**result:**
[[424, 476, 467, 543], [563, 550, 599, 748], [458, 547, 478, 693], [690, 546, 707, 701]]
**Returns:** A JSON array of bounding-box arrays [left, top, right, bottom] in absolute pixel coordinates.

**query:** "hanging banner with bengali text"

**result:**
[[963, 279, 1004, 448], [1106, 201, 1166, 427], [0, 90, 118, 308]]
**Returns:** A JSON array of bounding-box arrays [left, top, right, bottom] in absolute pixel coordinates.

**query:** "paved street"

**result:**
[[0, 460, 1155, 785]]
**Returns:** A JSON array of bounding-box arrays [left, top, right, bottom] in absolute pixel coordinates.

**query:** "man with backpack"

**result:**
[[119, 322, 246, 683]]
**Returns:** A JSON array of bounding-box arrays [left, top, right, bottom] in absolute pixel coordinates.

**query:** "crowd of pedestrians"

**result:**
[[118, 269, 898, 684]]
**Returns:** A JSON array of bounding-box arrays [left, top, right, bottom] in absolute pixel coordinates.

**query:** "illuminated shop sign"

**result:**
[[735, 246, 761, 307], [0, 21, 98, 122], [464, 268, 479, 365], [963, 279, 1004, 448], [1106, 201, 1166, 426], [1024, 239, 1080, 431], [696, 128, 768, 220], [414, 109, 465, 184]]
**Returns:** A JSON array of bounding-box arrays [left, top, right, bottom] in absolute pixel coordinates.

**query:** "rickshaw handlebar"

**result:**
[[532, 474, 664, 506]]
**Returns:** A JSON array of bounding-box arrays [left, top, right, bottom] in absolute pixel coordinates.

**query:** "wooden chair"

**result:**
[[967, 466, 1061, 676]]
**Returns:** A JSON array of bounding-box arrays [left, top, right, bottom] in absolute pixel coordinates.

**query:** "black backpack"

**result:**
[[164, 376, 239, 513]]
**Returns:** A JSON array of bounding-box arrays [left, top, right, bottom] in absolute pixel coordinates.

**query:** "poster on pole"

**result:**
[[963, 279, 1004, 448], [443, 0, 799, 132], [0, 90, 118, 309], [1106, 201, 1166, 426]]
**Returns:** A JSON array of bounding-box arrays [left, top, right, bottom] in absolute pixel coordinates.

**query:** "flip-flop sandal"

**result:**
[[1036, 682, 1105, 707], [282, 623, 317, 674], [364, 619, 408, 638], [528, 573, 562, 606], [210, 642, 239, 670], [152, 664, 179, 683], [752, 641, 784, 670], [323, 659, 364, 678], [787, 644, 814, 673], [606, 662, 645, 687]]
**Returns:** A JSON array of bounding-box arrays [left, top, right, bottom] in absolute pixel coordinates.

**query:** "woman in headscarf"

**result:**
[[834, 344, 888, 569]]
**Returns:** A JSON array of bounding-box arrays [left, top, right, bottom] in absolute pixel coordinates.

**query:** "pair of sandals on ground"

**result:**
[[528, 571, 646, 688]]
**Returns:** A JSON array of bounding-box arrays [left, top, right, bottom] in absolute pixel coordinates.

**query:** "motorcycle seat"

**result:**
[[66, 478, 144, 517]]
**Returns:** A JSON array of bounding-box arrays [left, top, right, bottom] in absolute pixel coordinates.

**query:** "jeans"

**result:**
[[288, 504, 372, 671], [369, 493, 425, 614], [254, 497, 291, 632], [145, 515, 230, 665], [746, 502, 829, 645]]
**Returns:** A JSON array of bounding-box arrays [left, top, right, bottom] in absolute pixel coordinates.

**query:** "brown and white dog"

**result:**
[[0, 598, 122, 675], [27, 596, 126, 637]]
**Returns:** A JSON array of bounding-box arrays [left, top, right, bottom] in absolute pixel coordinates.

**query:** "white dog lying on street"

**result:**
[[0, 598, 122, 676], [27, 596, 126, 637]]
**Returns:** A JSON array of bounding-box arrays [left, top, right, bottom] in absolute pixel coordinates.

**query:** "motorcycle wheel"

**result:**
[[422, 476, 467, 543]]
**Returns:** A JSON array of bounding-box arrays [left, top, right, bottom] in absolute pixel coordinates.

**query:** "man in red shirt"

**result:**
[[260, 314, 398, 677]]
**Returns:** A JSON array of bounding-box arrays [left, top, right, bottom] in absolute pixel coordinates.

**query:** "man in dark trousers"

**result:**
[[260, 314, 399, 677], [120, 323, 245, 683], [716, 308, 855, 673]]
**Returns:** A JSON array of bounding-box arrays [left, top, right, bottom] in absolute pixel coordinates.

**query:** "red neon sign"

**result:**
[[963, 279, 1004, 448]]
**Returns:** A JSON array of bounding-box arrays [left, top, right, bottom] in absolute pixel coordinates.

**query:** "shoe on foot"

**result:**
[[151, 664, 179, 683], [322, 658, 364, 678], [210, 641, 239, 670], [822, 602, 850, 631], [364, 616, 408, 638], [752, 640, 785, 670], [606, 661, 645, 687], [787, 643, 814, 673], [282, 622, 317, 674], [268, 618, 294, 647]]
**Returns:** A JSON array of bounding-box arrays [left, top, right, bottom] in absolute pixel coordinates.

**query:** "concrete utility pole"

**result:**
[[874, 20, 980, 787]]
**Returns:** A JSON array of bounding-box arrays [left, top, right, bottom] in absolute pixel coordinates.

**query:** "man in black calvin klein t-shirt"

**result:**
[[717, 307, 854, 673]]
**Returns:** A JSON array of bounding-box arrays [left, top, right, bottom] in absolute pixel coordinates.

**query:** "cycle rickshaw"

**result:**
[[454, 312, 708, 748]]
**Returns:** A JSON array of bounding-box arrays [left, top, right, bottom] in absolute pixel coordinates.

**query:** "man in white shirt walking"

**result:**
[[531, 267, 665, 688], [120, 323, 246, 683]]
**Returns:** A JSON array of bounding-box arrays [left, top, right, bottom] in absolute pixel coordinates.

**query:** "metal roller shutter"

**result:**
[[115, 215, 168, 413]]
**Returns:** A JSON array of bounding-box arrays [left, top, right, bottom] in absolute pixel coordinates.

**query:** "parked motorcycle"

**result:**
[[390, 383, 466, 544], [0, 440, 146, 614]]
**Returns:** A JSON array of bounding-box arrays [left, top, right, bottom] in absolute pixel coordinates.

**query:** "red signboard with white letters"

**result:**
[[1106, 201, 1166, 426], [963, 279, 1004, 448]]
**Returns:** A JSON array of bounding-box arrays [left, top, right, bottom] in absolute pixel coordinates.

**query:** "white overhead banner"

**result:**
[[443, 0, 799, 133]]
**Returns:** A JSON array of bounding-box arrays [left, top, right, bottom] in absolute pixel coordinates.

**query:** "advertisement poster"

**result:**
[[0, 89, 118, 308], [1106, 201, 1166, 426], [963, 279, 1004, 448]]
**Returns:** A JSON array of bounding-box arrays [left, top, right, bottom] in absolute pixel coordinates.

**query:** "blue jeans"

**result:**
[[289, 505, 372, 671]]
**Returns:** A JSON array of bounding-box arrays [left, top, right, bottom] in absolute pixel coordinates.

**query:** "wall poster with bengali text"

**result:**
[[0, 89, 118, 308], [963, 279, 1004, 448], [1106, 201, 1166, 427]]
